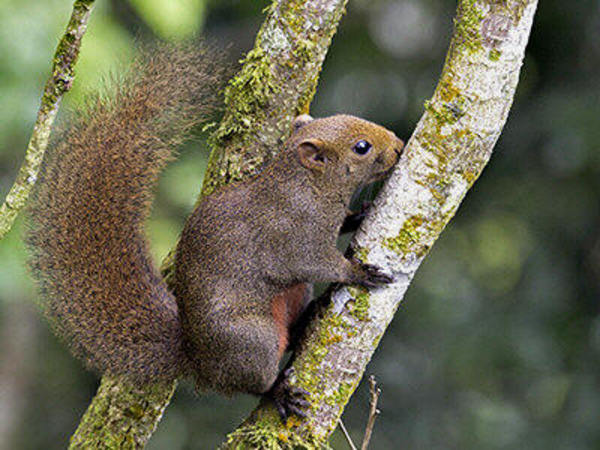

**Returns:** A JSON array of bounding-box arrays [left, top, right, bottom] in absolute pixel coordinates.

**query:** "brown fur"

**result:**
[[175, 114, 403, 395], [271, 283, 312, 357], [27, 42, 226, 382], [27, 46, 404, 394]]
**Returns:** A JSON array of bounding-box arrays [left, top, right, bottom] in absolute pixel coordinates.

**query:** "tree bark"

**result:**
[[223, 0, 539, 447], [0, 0, 95, 240], [201, 0, 350, 195], [69, 0, 348, 447]]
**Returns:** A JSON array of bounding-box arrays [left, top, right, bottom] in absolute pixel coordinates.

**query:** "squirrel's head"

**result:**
[[288, 114, 404, 189]]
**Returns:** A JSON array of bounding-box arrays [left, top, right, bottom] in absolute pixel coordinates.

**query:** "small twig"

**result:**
[[339, 419, 358, 450], [0, 0, 95, 240], [361, 375, 381, 450]]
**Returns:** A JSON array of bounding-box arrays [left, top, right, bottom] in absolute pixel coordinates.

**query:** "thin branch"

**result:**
[[227, 0, 539, 446], [70, 0, 349, 447], [361, 376, 381, 450], [0, 0, 95, 240], [339, 420, 358, 450]]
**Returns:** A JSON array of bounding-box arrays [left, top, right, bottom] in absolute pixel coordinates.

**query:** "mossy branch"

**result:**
[[0, 0, 95, 240], [224, 0, 539, 447], [69, 377, 175, 449], [69, 0, 348, 448], [201, 0, 348, 195]]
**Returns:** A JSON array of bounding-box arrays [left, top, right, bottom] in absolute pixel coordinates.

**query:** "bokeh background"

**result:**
[[1, 0, 599, 449]]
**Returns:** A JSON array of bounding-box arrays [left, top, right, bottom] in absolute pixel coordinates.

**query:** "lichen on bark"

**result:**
[[69, 377, 175, 450]]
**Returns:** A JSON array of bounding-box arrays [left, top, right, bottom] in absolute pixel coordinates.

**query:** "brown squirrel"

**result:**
[[27, 43, 403, 419]]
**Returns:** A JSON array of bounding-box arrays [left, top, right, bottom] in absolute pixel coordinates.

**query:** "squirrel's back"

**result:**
[[27, 42, 224, 381]]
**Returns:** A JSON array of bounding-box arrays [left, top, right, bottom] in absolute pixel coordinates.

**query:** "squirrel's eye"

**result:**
[[353, 140, 372, 155]]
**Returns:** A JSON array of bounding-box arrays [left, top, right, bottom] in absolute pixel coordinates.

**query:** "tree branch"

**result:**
[[223, 0, 539, 447], [69, 0, 348, 447], [360, 376, 381, 450], [201, 0, 349, 195], [69, 377, 175, 449], [0, 0, 95, 240]]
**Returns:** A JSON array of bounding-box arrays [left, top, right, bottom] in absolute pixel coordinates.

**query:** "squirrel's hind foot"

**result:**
[[265, 367, 310, 422]]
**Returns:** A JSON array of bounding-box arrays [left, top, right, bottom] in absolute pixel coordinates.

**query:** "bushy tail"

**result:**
[[27, 42, 225, 382]]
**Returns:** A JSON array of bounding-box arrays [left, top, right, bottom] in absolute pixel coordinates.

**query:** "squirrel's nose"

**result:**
[[387, 131, 404, 156]]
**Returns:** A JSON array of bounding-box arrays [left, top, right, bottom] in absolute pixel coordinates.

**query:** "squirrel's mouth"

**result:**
[[370, 151, 400, 182], [370, 164, 396, 182]]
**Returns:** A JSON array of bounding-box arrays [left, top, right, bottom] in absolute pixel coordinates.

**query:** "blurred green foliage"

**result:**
[[1, 0, 599, 449], [128, 0, 207, 39]]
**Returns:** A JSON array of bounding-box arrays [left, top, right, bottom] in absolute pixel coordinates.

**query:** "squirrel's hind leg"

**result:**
[[204, 315, 282, 396], [202, 313, 310, 420]]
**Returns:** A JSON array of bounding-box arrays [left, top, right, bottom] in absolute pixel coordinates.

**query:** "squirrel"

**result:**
[[26, 42, 404, 419]]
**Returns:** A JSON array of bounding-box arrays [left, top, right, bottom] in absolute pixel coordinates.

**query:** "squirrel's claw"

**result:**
[[266, 367, 310, 422], [357, 263, 394, 288], [286, 397, 309, 419]]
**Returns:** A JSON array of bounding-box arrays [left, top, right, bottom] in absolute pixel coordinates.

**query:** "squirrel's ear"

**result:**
[[297, 140, 327, 172], [292, 114, 314, 132]]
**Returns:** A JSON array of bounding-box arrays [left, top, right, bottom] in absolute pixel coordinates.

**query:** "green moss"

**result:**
[[437, 78, 461, 103], [294, 314, 341, 398], [424, 75, 469, 127], [264, 1, 319, 117], [454, 0, 483, 53], [416, 102, 479, 202], [382, 215, 426, 256], [488, 48, 502, 61], [280, 0, 310, 36], [424, 100, 452, 126], [453, 0, 484, 54], [124, 404, 145, 419], [382, 214, 455, 261], [261, 2, 276, 15], [207, 46, 274, 154], [289, 281, 375, 418], [293, 40, 319, 115], [324, 381, 355, 407], [223, 423, 330, 449], [291, 289, 373, 415], [337, 382, 354, 402], [463, 168, 479, 184], [353, 246, 370, 263], [424, 99, 465, 126], [346, 287, 371, 322], [372, 332, 384, 348], [220, 46, 275, 137], [69, 377, 175, 449], [201, 45, 278, 194], [294, 38, 317, 62], [345, 329, 358, 338]]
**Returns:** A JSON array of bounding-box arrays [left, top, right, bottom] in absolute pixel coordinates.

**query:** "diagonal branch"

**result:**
[[69, 0, 349, 447], [0, 0, 95, 240], [224, 0, 539, 447]]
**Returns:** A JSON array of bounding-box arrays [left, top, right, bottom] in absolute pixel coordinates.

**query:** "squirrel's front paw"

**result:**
[[265, 367, 310, 422], [355, 262, 394, 288]]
